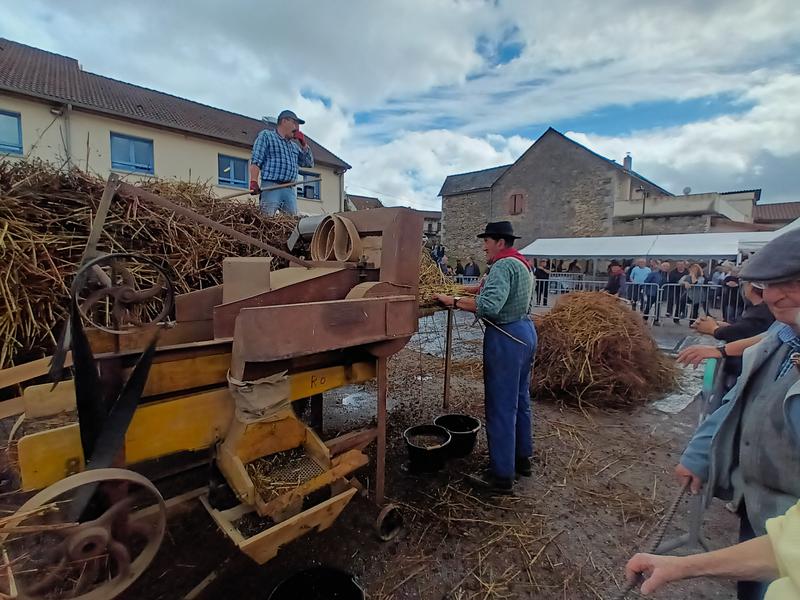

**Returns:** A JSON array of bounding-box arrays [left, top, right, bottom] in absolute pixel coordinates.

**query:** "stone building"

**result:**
[[439, 127, 759, 265]]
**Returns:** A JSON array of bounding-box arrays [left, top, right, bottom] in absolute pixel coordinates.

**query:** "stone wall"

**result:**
[[612, 215, 710, 236], [441, 189, 491, 266], [489, 131, 621, 250]]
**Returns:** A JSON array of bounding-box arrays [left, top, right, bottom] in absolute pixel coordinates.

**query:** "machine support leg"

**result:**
[[309, 393, 324, 435], [443, 308, 454, 410], [376, 356, 387, 505]]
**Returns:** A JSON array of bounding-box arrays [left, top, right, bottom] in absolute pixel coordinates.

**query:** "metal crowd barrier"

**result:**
[[531, 278, 748, 328]]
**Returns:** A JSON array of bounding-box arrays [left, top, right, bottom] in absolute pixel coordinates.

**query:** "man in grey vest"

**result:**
[[676, 227, 800, 599]]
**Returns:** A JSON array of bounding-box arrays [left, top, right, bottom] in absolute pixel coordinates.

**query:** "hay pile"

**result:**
[[418, 252, 467, 308], [532, 292, 676, 409], [0, 159, 298, 369]]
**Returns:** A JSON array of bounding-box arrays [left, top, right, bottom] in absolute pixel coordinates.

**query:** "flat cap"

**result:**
[[739, 227, 800, 283]]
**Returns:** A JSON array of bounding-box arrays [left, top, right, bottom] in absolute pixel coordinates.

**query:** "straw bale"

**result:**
[[532, 292, 676, 409]]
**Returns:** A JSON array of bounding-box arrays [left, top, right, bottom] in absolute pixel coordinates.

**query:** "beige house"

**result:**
[[0, 38, 350, 215]]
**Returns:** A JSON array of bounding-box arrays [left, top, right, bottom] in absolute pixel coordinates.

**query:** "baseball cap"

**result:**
[[277, 110, 305, 124]]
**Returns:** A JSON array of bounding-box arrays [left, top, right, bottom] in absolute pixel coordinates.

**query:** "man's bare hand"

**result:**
[[249, 180, 261, 196], [677, 345, 722, 368], [433, 294, 453, 307], [674, 463, 703, 494], [692, 317, 718, 335], [625, 553, 687, 595]]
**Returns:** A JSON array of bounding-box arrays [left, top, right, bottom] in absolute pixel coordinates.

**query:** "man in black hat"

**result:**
[[249, 109, 314, 216], [434, 221, 536, 493], [673, 227, 800, 599]]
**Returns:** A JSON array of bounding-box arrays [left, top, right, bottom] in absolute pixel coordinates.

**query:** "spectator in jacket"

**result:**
[[675, 228, 800, 599], [679, 263, 709, 324], [643, 261, 670, 324], [722, 266, 743, 323], [628, 258, 652, 311], [464, 257, 481, 278], [534, 259, 550, 306], [604, 261, 627, 297], [694, 283, 775, 342], [666, 261, 688, 319]]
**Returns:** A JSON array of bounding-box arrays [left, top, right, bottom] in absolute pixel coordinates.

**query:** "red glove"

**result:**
[[294, 130, 306, 146], [249, 180, 261, 195]]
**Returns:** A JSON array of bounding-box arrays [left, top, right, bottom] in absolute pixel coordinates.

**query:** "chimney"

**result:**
[[623, 152, 632, 171]]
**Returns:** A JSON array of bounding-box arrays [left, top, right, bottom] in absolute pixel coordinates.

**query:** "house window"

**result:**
[[509, 193, 525, 215], [110, 132, 154, 174], [0, 110, 22, 155], [297, 171, 320, 200], [218, 154, 248, 188], [427, 222, 434, 233]]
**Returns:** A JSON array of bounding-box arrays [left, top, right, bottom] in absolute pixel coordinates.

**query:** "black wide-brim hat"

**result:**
[[477, 221, 520, 239]]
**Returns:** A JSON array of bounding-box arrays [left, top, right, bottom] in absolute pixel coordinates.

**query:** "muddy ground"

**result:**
[[110, 340, 739, 600]]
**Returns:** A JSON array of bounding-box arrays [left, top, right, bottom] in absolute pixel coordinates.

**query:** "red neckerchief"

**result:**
[[478, 248, 532, 290], [488, 248, 532, 271]]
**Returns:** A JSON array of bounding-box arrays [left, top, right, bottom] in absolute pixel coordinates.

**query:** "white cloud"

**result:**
[[567, 73, 800, 200], [2, 0, 799, 208]]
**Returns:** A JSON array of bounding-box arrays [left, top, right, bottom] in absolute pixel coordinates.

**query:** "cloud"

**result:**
[[566, 73, 800, 201], [2, 0, 799, 208]]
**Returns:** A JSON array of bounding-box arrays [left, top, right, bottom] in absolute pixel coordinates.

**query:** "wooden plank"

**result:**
[[0, 353, 72, 390], [17, 424, 85, 491], [200, 494, 247, 545], [0, 396, 25, 420], [139, 352, 231, 398], [258, 450, 367, 520], [234, 416, 307, 465], [217, 445, 254, 505], [213, 268, 360, 339], [175, 286, 223, 322], [85, 321, 214, 355], [15, 363, 375, 491], [325, 428, 378, 456], [230, 296, 416, 371], [23, 380, 75, 418], [239, 487, 357, 564]]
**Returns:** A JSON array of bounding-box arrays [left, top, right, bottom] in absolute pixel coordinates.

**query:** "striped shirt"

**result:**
[[250, 129, 314, 183]]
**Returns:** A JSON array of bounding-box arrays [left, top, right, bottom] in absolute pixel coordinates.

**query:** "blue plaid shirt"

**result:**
[[250, 129, 313, 183], [776, 324, 800, 379]]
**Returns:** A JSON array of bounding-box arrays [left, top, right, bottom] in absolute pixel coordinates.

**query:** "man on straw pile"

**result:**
[[434, 221, 536, 494], [249, 109, 313, 216], [672, 227, 800, 600]]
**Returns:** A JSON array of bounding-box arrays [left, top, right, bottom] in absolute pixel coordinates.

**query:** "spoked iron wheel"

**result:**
[[72, 253, 174, 335], [0, 469, 166, 600]]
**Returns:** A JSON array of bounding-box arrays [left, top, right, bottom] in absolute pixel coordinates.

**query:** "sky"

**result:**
[[3, 0, 800, 210]]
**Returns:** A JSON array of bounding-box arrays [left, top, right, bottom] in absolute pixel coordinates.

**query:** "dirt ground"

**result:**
[[106, 343, 740, 600]]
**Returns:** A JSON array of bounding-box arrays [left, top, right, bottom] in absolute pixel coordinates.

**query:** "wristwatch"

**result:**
[[453, 296, 462, 309], [719, 345, 728, 359]]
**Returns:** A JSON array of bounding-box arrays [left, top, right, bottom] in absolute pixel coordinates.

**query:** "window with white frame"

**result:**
[[110, 132, 154, 174], [218, 154, 248, 188], [0, 110, 22, 155], [296, 171, 321, 200]]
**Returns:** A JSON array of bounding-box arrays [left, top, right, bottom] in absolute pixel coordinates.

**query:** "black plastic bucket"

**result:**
[[434, 414, 481, 458], [269, 567, 364, 600], [403, 424, 451, 473]]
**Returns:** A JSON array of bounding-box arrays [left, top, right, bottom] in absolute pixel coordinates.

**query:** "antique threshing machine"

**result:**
[[0, 175, 423, 599]]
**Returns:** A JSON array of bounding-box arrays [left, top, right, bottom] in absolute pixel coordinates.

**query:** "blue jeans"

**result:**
[[259, 181, 298, 216], [483, 318, 537, 479]]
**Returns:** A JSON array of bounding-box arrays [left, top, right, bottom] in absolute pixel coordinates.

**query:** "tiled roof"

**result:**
[[437, 127, 673, 198], [753, 202, 800, 223], [0, 38, 350, 169], [417, 210, 441, 219], [347, 194, 383, 210], [438, 164, 512, 197]]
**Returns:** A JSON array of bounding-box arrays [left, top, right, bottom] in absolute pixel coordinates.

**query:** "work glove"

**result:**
[[249, 180, 261, 196]]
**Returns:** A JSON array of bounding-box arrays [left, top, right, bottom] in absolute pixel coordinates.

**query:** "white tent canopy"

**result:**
[[738, 217, 800, 253], [520, 230, 777, 260]]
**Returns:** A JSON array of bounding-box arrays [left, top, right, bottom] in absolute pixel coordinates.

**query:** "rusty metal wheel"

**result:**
[[72, 253, 174, 335], [0, 469, 166, 600]]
